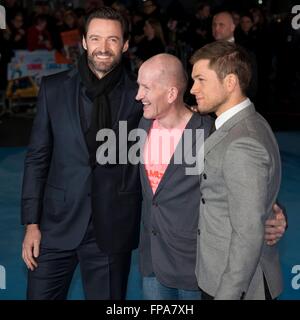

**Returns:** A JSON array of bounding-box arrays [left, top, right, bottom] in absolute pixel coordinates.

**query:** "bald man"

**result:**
[[212, 11, 236, 42], [136, 53, 212, 300], [135, 53, 286, 300], [211, 11, 258, 100]]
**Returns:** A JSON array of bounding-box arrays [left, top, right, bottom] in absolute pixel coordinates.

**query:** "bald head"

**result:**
[[136, 54, 189, 120], [212, 11, 235, 41], [139, 53, 188, 96]]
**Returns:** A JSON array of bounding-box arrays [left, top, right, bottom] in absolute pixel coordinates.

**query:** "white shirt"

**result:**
[[215, 98, 251, 130]]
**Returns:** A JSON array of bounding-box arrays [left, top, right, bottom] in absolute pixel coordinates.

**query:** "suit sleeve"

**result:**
[[21, 78, 53, 225], [215, 137, 271, 300]]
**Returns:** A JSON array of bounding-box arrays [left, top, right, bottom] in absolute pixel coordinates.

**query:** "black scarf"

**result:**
[[78, 52, 124, 167]]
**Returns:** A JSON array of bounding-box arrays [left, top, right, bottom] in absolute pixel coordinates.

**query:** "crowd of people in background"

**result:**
[[0, 0, 299, 112]]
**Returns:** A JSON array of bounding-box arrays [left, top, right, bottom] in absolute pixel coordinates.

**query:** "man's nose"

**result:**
[[98, 39, 108, 52], [213, 25, 220, 33], [135, 88, 143, 101], [190, 83, 197, 95]]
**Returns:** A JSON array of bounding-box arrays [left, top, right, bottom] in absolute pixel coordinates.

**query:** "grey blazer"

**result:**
[[196, 104, 283, 299], [139, 112, 212, 290]]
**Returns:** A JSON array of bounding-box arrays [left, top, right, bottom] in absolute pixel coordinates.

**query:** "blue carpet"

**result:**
[[274, 132, 300, 300], [0, 132, 299, 300]]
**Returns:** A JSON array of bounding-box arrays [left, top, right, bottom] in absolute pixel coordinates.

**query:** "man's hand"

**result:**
[[22, 224, 41, 271], [265, 203, 287, 246]]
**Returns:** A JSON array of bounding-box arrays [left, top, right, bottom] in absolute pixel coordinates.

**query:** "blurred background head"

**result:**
[[240, 13, 254, 34], [212, 11, 235, 41]]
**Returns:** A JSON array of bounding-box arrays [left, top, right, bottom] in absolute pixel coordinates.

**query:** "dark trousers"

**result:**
[[201, 274, 274, 300], [27, 220, 132, 300]]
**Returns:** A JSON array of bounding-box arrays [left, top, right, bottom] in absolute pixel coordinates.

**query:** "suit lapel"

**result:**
[[204, 103, 255, 157], [112, 72, 136, 129], [154, 113, 203, 197], [203, 129, 227, 157], [64, 70, 89, 158], [139, 118, 154, 197]]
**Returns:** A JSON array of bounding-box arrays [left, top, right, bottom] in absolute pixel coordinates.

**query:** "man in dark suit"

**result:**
[[135, 53, 286, 300], [21, 7, 142, 300]]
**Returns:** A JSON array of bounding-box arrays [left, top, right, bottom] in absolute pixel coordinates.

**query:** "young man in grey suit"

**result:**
[[136, 53, 286, 300], [190, 41, 283, 300]]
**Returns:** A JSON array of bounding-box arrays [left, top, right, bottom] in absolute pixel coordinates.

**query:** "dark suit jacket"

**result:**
[[21, 67, 143, 253], [138, 112, 212, 290]]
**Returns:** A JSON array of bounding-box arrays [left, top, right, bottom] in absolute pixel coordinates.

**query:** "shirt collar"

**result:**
[[215, 98, 251, 130]]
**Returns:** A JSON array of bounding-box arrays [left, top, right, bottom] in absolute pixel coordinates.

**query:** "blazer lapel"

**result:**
[[204, 129, 228, 157], [204, 103, 255, 157], [154, 113, 203, 197], [64, 69, 89, 158], [112, 72, 137, 130], [139, 118, 154, 197]]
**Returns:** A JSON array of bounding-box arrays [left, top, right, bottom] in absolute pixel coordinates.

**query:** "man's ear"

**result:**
[[82, 36, 87, 50], [122, 40, 129, 53], [167, 87, 178, 104], [224, 73, 237, 92]]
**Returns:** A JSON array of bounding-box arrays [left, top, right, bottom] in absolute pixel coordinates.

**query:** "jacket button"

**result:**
[[197, 229, 200, 235], [201, 198, 205, 204], [203, 173, 207, 180], [152, 230, 157, 236], [152, 201, 158, 207]]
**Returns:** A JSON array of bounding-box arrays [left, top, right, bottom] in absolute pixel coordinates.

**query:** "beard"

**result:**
[[196, 95, 229, 115], [87, 49, 122, 76]]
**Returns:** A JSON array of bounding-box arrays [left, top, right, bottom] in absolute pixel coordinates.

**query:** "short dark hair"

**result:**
[[190, 41, 252, 95], [84, 6, 129, 41]]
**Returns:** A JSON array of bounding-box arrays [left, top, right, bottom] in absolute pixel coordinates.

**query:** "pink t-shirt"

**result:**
[[144, 119, 187, 194]]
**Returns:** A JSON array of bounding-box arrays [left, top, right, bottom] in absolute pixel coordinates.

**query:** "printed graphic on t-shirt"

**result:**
[[144, 120, 186, 193]]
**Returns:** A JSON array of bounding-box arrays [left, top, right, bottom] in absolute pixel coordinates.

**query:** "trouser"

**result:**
[[27, 220, 132, 300], [143, 276, 202, 300]]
